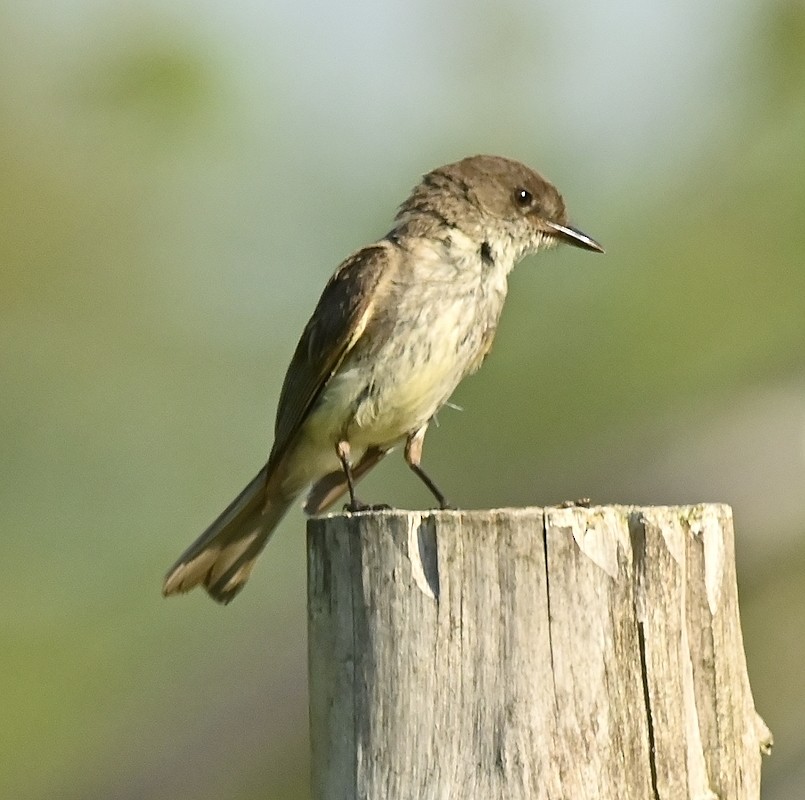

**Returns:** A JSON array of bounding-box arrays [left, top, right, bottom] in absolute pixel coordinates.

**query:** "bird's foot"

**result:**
[[558, 497, 592, 509], [343, 500, 394, 513]]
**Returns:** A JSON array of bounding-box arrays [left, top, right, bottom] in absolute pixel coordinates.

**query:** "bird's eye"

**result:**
[[514, 188, 533, 209]]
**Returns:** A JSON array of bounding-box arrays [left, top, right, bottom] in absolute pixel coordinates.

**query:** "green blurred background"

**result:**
[[2, 1, 803, 797]]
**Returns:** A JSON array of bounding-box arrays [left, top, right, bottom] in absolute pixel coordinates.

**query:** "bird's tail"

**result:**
[[162, 466, 294, 604]]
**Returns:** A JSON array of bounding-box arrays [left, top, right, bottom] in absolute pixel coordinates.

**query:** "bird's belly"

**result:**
[[324, 311, 484, 447], [351, 361, 456, 443], [278, 341, 467, 496]]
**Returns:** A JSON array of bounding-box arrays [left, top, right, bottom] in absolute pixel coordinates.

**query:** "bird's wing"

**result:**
[[267, 242, 394, 471]]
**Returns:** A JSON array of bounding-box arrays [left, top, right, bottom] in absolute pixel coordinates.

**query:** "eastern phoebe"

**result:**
[[163, 154, 603, 603]]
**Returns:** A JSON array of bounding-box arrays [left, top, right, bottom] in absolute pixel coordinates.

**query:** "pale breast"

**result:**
[[338, 235, 510, 447]]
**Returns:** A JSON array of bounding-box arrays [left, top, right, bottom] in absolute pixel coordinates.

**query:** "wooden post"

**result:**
[[307, 505, 771, 800]]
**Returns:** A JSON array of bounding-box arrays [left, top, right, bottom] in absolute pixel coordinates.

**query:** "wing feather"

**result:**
[[267, 243, 393, 471]]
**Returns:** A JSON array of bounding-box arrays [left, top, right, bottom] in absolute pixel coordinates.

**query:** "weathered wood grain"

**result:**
[[307, 505, 770, 800]]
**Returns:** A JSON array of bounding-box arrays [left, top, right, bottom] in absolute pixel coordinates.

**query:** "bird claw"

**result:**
[[558, 497, 592, 509], [343, 500, 394, 513]]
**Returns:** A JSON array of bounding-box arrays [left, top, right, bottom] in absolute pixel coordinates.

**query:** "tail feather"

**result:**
[[163, 466, 293, 604]]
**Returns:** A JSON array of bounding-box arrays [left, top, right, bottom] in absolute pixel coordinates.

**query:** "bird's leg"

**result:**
[[306, 447, 389, 515], [404, 426, 455, 510], [336, 440, 392, 512], [335, 440, 367, 512]]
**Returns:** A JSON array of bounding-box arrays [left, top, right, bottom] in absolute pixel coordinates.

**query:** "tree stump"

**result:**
[[307, 505, 771, 800]]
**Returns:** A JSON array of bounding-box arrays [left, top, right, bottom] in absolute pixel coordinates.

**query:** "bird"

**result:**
[[163, 154, 603, 603]]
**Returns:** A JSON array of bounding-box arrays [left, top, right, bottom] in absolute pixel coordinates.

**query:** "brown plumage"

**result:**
[[163, 155, 602, 603]]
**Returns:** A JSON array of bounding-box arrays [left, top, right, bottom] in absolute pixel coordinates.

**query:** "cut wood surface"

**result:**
[[307, 505, 771, 800]]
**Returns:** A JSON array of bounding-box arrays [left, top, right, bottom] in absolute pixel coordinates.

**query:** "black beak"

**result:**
[[544, 220, 604, 253]]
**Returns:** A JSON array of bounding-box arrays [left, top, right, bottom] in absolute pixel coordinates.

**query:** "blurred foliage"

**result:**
[[1, 2, 804, 799]]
